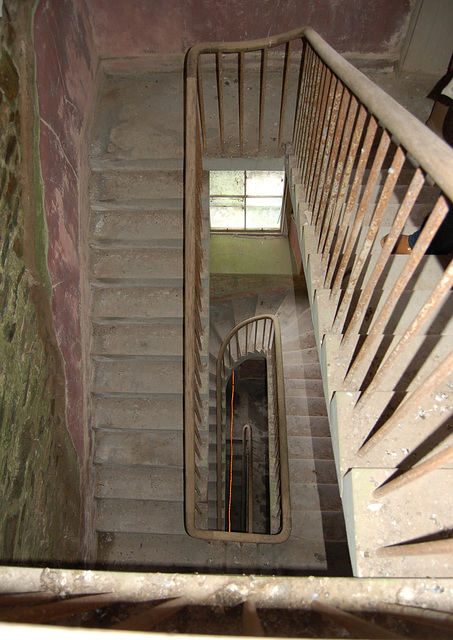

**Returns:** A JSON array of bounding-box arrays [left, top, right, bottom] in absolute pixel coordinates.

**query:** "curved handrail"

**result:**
[[186, 26, 453, 198], [184, 26, 453, 554], [214, 314, 290, 541]]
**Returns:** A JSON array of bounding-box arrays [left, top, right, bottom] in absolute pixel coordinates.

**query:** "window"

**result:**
[[210, 170, 285, 231]]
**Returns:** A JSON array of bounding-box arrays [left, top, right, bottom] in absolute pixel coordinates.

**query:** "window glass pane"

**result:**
[[210, 171, 245, 196], [210, 202, 245, 229], [246, 171, 284, 197], [246, 197, 281, 229]]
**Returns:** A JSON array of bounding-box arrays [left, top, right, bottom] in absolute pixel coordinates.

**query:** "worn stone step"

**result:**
[[95, 464, 183, 500], [291, 483, 342, 511], [322, 333, 453, 398], [288, 458, 337, 484], [330, 386, 453, 485], [286, 415, 331, 438], [284, 379, 324, 397], [89, 247, 183, 280], [285, 395, 327, 418], [292, 509, 346, 542], [90, 157, 184, 172], [96, 530, 327, 573], [283, 363, 323, 381], [96, 531, 227, 570], [343, 467, 453, 578], [90, 284, 183, 318], [89, 209, 184, 243], [231, 297, 259, 326], [282, 346, 319, 364], [96, 498, 185, 535], [92, 394, 185, 431], [287, 436, 335, 460], [278, 296, 311, 330], [90, 70, 184, 162], [313, 286, 453, 343], [91, 357, 182, 395], [95, 430, 183, 467], [91, 321, 183, 356], [89, 169, 183, 203], [254, 291, 288, 318], [282, 328, 316, 350]]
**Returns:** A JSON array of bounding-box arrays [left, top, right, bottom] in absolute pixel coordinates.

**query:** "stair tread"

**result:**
[[94, 430, 184, 467], [92, 359, 183, 394], [343, 468, 453, 578], [91, 322, 183, 356], [95, 464, 183, 500], [96, 530, 328, 572], [89, 169, 184, 203], [91, 284, 184, 318], [89, 247, 184, 280], [89, 209, 184, 242], [96, 498, 186, 535]]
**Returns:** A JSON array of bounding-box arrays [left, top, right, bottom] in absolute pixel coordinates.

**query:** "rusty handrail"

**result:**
[[185, 25, 453, 557], [241, 424, 253, 533], [214, 314, 290, 541]]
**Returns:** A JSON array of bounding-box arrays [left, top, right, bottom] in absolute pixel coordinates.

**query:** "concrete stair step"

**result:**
[[312, 287, 453, 343], [343, 468, 453, 578], [96, 531, 227, 571], [89, 208, 184, 243], [89, 169, 183, 203], [282, 346, 319, 364], [282, 331, 316, 352], [254, 290, 289, 318], [90, 284, 183, 318], [91, 321, 183, 356], [322, 333, 453, 398], [330, 386, 453, 486], [277, 291, 311, 327], [285, 395, 327, 417], [96, 530, 327, 573], [289, 458, 337, 484], [287, 436, 336, 460], [292, 509, 346, 542], [89, 157, 184, 172], [95, 464, 183, 500], [89, 247, 183, 280], [90, 70, 184, 162], [231, 296, 258, 326], [94, 430, 184, 467], [291, 483, 342, 511], [286, 415, 331, 437], [96, 498, 186, 535], [284, 379, 324, 397], [92, 394, 186, 431], [283, 363, 323, 381], [91, 357, 183, 395], [355, 182, 438, 208]]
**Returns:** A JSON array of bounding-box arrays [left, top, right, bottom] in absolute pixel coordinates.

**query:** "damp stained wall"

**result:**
[[34, 0, 98, 461], [85, 0, 415, 60]]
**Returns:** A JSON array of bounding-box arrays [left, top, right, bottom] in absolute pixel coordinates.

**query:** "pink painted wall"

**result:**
[[86, 0, 414, 59], [34, 0, 98, 461]]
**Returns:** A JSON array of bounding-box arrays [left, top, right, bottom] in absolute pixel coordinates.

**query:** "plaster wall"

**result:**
[[34, 0, 98, 461], [210, 235, 297, 277], [85, 0, 415, 60]]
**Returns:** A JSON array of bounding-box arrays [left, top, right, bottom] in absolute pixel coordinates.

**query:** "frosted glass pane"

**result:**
[[246, 197, 281, 229], [210, 171, 245, 196], [246, 171, 284, 196], [210, 204, 245, 229]]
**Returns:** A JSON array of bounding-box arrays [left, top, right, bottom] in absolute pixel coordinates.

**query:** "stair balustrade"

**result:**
[[214, 315, 290, 540], [185, 26, 453, 567]]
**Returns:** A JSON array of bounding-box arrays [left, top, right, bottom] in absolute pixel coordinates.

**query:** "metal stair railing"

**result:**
[[185, 26, 453, 556], [215, 314, 290, 541]]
